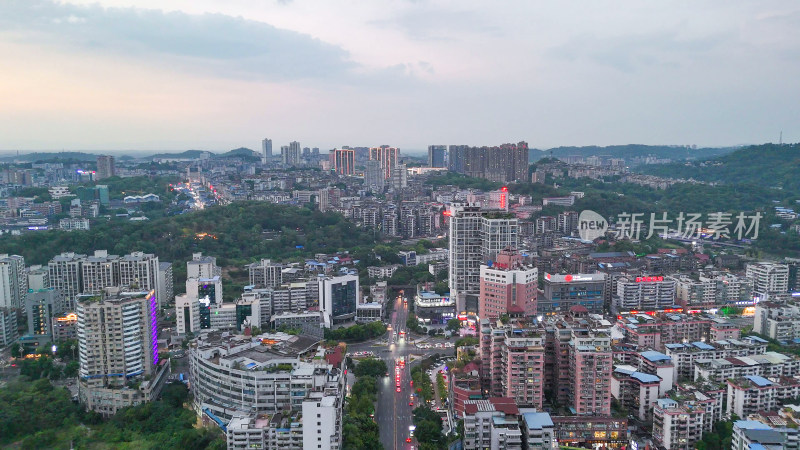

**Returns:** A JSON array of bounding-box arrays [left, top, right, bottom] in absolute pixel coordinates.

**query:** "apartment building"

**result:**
[[664, 338, 769, 380], [0, 254, 26, 310], [727, 375, 800, 418], [746, 262, 790, 299], [463, 398, 523, 450], [77, 288, 169, 415], [479, 248, 538, 319], [610, 365, 661, 422], [617, 312, 739, 351], [754, 301, 800, 342], [694, 352, 800, 383], [612, 276, 677, 314]]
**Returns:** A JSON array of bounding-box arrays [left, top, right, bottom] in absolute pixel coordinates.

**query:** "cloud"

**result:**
[[370, 8, 503, 42], [0, 0, 355, 82], [549, 30, 732, 73]]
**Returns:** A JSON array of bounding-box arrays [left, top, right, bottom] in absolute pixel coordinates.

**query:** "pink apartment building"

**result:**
[[479, 248, 538, 320]]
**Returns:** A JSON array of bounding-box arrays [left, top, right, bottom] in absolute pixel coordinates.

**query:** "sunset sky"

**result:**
[[1, 0, 799, 154]]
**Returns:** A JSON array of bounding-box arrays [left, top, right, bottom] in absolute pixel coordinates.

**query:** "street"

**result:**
[[347, 293, 455, 450]]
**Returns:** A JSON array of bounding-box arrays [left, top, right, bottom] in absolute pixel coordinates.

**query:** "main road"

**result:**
[[348, 293, 454, 450]]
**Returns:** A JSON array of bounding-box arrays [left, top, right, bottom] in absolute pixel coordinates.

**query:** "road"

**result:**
[[348, 293, 454, 450]]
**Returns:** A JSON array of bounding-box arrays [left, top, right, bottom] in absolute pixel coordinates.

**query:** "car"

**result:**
[[409, 401, 414, 406], [406, 437, 412, 443], [396, 387, 401, 392]]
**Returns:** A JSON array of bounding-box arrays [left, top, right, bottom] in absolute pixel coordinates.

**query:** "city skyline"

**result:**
[[1, 1, 799, 152]]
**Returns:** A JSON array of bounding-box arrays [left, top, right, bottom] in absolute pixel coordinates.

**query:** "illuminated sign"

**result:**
[[635, 276, 664, 282]]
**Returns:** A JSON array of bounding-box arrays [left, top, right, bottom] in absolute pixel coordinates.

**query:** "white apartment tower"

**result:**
[[0, 254, 27, 310], [449, 204, 518, 312], [746, 263, 789, 299], [49, 252, 86, 311]]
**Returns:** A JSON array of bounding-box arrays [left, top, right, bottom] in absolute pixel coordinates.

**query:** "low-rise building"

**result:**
[[355, 302, 382, 323], [731, 420, 799, 450], [463, 398, 523, 450], [727, 375, 800, 418], [664, 338, 769, 380], [519, 409, 556, 450], [694, 352, 800, 383]]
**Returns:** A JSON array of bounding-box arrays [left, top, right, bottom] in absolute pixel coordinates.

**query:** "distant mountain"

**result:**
[[147, 149, 212, 160], [638, 143, 800, 191], [218, 147, 260, 162], [0, 151, 103, 163], [529, 144, 738, 163]]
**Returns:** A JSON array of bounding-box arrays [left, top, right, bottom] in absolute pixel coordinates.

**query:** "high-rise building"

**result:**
[[0, 254, 27, 310], [746, 263, 789, 299], [25, 289, 60, 337], [479, 249, 538, 319], [247, 259, 284, 289], [157, 262, 174, 305], [449, 204, 518, 313], [447, 142, 529, 183], [280, 145, 290, 165], [319, 274, 359, 327], [289, 141, 301, 165], [331, 148, 355, 175], [0, 308, 17, 348], [175, 293, 200, 335], [119, 251, 161, 306], [77, 288, 169, 415], [261, 138, 273, 163], [364, 160, 385, 193], [428, 145, 447, 168], [81, 250, 120, 294], [391, 163, 408, 190], [96, 155, 116, 180], [368, 145, 399, 179], [49, 252, 86, 311]]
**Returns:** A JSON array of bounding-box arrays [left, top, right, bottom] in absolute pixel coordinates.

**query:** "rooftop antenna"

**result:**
[[779, 131, 783, 145]]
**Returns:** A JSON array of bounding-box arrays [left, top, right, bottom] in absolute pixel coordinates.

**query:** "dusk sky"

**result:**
[[1, 0, 799, 155]]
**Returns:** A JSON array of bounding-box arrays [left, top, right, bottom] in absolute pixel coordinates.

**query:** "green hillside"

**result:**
[[639, 143, 800, 191], [218, 147, 260, 161], [530, 144, 738, 163]]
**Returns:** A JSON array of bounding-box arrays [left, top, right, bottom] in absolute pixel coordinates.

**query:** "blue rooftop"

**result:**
[[523, 412, 554, 430], [734, 420, 772, 431], [631, 372, 661, 384], [745, 375, 773, 387], [641, 350, 672, 363], [745, 336, 769, 343], [692, 341, 715, 350]]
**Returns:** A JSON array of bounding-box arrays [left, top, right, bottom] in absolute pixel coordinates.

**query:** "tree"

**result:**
[[446, 318, 461, 333], [353, 358, 388, 378]]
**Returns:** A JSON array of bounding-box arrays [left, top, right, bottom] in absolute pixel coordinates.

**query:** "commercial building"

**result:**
[[319, 274, 358, 326], [413, 291, 455, 326], [96, 155, 115, 179], [176, 293, 200, 335], [479, 248, 538, 319], [77, 289, 169, 415], [270, 311, 322, 330], [157, 262, 174, 305], [540, 273, 605, 315], [612, 276, 677, 314], [355, 302, 382, 324], [551, 416, 628, 449]]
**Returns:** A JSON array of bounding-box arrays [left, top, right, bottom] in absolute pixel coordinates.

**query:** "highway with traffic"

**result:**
[[347, 293, 455, 450]]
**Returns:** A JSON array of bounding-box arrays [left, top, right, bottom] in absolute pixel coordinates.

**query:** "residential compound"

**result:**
[[479, 308, 612, 415], [754, 300, 800, 342]]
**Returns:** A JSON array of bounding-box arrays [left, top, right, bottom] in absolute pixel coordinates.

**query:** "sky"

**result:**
[[1, 0, 799, 155]]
